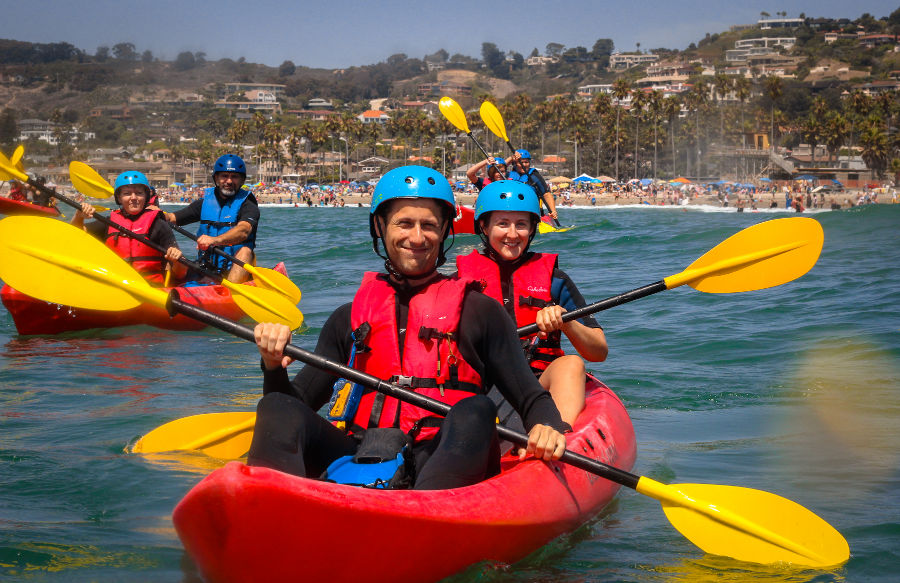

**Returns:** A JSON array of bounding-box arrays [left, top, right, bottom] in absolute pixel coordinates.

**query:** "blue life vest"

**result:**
[[197, 187, 256, 270], [508, 167, 546, 195]]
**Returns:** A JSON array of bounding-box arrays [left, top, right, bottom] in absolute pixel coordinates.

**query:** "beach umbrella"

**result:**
[[596, 175, 616, 183], [640, 178, 653, 186], [672, 177, 691, 184], [759, 177, 772, 182], [548, 176, 573, 184]]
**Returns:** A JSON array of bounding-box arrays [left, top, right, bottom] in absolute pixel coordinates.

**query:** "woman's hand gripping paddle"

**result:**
[[68, 161, 302, 304], [517, 217, 824, 336]]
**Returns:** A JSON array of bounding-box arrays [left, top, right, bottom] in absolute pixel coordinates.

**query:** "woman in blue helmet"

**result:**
[[247, 166, 568, 490], [72, 171, 187, 285], [508, 149, 558, 221], [456, 180, 607, 426], [162, 154, 259, 283]]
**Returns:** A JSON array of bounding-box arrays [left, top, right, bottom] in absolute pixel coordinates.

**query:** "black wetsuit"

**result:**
[[247, 277, 568, 490]]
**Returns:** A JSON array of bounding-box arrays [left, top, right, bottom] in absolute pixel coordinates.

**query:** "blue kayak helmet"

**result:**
[[213, 154, 246, 177], [370, 165, 457, 273], [516, 149, 531, 160], [113, 170, 150, 204], [473, 180, 541, 255]]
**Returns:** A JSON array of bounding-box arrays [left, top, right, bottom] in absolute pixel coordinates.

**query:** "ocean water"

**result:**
[[1, 203, 898, 582]]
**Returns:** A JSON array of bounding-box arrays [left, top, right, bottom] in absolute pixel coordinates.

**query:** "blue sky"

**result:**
[[7, 0, 898, 68]]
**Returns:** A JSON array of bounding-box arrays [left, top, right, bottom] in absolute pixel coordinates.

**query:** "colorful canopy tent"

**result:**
[[572, 174, 597, 183]]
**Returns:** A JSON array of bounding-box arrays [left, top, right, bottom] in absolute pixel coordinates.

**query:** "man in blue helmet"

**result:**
[[247, 165, 568, 490], [72, 171, 187, 285], [508, 149, 558, 221], [163, 154, 259, 283]]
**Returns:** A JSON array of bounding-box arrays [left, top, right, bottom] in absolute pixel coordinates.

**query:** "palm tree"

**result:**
[[822, 111, 850, 165], [713, 73, 732, 145], [763, 76, 783, 150], [646, 90, 664, 181], [630, 89, 648, 179], [590, 93, 613, 176], [662, 95, 681, 178], [612, 78, 632, 180], [859, 119, 890, 179]]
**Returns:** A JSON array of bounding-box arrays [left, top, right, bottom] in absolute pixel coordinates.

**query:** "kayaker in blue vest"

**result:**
[[456, 180, 607, 426], [247, 165, 569, 490], [163, 154, 259, 283], [72, 171, 187, 285], [507, 149, 558, 221]]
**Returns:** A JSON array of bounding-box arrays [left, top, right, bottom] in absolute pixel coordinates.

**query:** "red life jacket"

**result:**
[[106, 209, 167, 284], [349, 272, 482, 441], [456, 250, 564, 370]]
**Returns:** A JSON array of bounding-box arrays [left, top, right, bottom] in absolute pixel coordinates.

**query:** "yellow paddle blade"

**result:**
[[479, 101, 509, 142], [537, 221, 573, 234], [0, 150, 29, 182], [11, 145, 25, 173], [131, 411, 256, 460], [69, 161, 115, 198], [439, 96, 471, 133], [664, 217, 824, 293], [0, 216, 163, 310], [245, 264, 302, 304], [637, 478, 849, 567], [223, 279, 304, 330]]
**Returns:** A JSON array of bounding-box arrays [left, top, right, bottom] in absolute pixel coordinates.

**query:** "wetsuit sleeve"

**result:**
[[551, 268, 601, 329], [261, 302, 354, 410], [84, 220, 107, 241], [173, 199, 203, 226], [149, 214, 178, 249], [236, 193, 260, 230], [457, 291, 568, 433]]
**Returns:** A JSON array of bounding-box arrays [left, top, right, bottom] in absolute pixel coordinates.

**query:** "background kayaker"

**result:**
[[162, 154, 259, 284], [508, 149, 557, 221], [7, 180, 26, 202], [456, 180, 607, 426], [247, 165, 569, 490], [71, 170, 187, 285], [466, 156, 506, 191]]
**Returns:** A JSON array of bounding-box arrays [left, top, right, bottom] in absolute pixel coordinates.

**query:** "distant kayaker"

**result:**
[[7, 180, 26, 202], [508, 149, 558, 221], [72, 171, 187, 285], [248, 165, 569, 490], [465, 156, 506, 191], [456, 180, 607, 426], [162, 154, 259, 283]]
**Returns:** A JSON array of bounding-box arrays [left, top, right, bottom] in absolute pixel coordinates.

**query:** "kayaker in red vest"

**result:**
[[456, 180, 607, 426], [7, 180, 26, 202], [248, 165, 569, 490], [466, 156, 506, 191], [72, 171, 187, 285], [162, 154, 259, 284]]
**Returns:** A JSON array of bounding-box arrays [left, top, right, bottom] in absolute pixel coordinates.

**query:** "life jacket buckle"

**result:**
[[392, 375, 414, 387]]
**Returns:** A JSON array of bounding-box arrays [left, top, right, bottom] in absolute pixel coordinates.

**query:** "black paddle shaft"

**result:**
[[168, 294, 641, 491], [516, 280, 667, 337], [31, 180, 221, 281], [169, 222, 247, 268]]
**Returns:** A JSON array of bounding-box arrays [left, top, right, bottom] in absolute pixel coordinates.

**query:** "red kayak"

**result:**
[[173, 376, 636, 583], [453, 203, 475, 234], [0, 262, 289, 335], [0, 196, 61, 217]]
